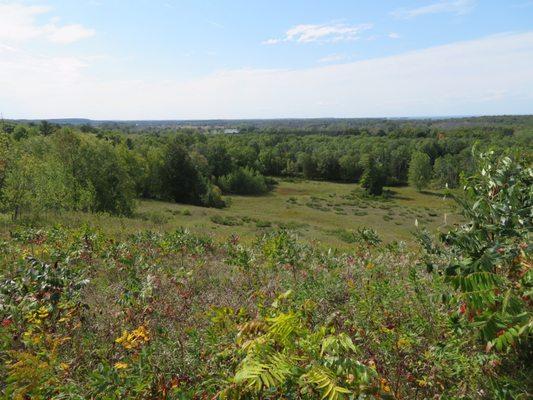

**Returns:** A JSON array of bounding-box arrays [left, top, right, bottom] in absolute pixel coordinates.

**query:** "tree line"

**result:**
[[0, 119, 530, 218]]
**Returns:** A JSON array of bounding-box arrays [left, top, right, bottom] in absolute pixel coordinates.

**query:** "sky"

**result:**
[[0, 0, 532, 119]]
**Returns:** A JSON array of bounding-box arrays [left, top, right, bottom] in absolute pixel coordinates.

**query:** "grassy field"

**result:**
[[1, 179, 460, 249]]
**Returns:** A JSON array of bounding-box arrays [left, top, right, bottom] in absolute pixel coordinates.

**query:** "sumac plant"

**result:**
[[441, 150, 532, 351], [216, 292, 386, 400]]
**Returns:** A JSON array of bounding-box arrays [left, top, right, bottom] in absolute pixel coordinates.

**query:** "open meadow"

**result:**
[[0, 179, 459, 250]]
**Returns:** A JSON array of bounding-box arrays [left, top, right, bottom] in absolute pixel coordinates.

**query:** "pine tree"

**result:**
[[360, 155, 385, 195]]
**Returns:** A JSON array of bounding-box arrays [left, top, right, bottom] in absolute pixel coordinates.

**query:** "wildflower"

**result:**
[[114, 362, 129, 369]]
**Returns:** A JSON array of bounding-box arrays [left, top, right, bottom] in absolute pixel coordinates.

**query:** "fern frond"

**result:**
[[448, 271, 501, 292], [234, 351, 298, 392], [266, 312, 301, 342], [448, 271, 502, 309], [487, 315, 533, 351], [301, 366, 351, 400], [234, 358, 272, 391], [237, 320, 268, 347]]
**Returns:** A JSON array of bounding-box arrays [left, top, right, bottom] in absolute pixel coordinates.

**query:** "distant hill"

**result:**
[[8, 114, 533, 134]]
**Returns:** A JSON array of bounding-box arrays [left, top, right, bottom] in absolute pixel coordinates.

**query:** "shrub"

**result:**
[[356, 226, 382, 246], [218, 167, 269, 195], [255, 220, 272, 228], [210, 214, 243, 226], [442, 151, 532, 350], [200, 184, 226, 208], [417, 150, 532, 395], [134, 211, 167, 224]]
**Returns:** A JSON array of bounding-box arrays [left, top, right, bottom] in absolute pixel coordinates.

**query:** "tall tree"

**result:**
[[433, 154, 460, 188], [1, 153, 73, 220], [360, 154, 386, 195], [160, 140, 209, 205], [408, 151, 431, 191], [39, 120, 57, 136]]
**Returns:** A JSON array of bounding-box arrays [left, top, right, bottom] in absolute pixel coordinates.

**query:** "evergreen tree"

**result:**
[[360, 154, 386, 195]]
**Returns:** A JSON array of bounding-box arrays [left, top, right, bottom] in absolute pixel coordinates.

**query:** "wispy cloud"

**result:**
[[388, 32, 400, 39], [263, 22, 373, 45], [0, 3, 95, 44], [391, 0, 476, 19], [46, 24, 95, 44], [3, 31, 532, 119], [318, 53, 348, 63]]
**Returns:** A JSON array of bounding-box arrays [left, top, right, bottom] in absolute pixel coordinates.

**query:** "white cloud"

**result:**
[[0, 3, 95, 44], [46, 24, 95, 44], [318, 53, 348, 63], [388, 32, 400, 39], [392, 0, 476, 19], [263, 22, 373, 44], [1, 32, 533, 119]]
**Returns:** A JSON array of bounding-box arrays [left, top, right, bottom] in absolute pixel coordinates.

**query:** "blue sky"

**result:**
[[1, 0, 532, 119]]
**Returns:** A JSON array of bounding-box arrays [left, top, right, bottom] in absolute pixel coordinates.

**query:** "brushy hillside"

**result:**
[[0, 151, 531, 399]]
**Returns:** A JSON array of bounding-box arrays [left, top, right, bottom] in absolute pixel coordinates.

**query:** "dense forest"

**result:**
[[0, 116, 531, 219]]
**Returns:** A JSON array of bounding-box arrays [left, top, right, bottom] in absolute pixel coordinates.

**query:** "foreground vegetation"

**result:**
[[0, 150, 531, 398]]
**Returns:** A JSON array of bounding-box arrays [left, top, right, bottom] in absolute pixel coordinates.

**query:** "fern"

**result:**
[[265, 312, 301, 343], [234, 351, 298, 391], [219, 299, 380, 398], [301, 366, 351, 400]]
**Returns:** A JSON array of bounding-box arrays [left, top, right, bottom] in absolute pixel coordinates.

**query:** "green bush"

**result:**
[[255, 220, 272, 228], [443, 151, 532, 348], [218, 167, 269, 195], [417, 150, 532, 395], [210, 214, 243, 226]]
